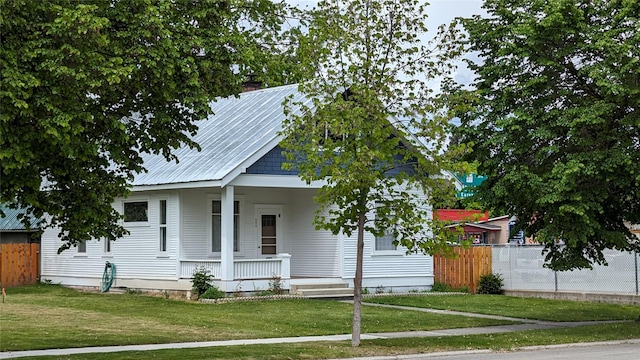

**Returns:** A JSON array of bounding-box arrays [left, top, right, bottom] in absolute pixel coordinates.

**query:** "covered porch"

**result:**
[[177, 184, 342, 292]]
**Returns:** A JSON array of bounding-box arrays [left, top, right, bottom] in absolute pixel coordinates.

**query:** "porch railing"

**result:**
[[180, 253, 291, 280], [180, 260, 221, 279]]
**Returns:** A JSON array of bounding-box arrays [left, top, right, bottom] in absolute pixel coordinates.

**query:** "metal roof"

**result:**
[[0, 204, 40, 231], [132, 84, 311, 187], [445, 222, 502, 231]]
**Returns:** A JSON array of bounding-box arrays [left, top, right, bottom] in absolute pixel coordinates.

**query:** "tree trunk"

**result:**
[[352, 210, 366, 347]]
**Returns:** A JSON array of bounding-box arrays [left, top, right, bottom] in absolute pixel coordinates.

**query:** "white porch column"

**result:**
[[220, 185, 234, 291], [277, 253, 291, 291], [276, 253, 291, 279]]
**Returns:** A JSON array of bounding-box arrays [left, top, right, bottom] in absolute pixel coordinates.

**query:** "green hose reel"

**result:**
[[101, 261, 116, 293]]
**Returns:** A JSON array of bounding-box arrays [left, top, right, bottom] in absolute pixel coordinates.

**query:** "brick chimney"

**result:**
[[242, 74, 262, 92]]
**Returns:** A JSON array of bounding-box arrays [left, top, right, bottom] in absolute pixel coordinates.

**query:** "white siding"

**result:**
[[40, 191, 180, 287], [179, 189, 210, 259], [342, 186, 435, 289], [40, 184, 434, 290], [287, 190, 341, 277]]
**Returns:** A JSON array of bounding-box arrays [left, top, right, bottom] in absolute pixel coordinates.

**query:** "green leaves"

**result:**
[[0, 0, 293, 251], [280, 0, 463, 257], [453, 0, 640, 270]]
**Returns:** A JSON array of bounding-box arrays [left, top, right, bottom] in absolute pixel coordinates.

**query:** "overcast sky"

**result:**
[[286, 0, 487, 87]]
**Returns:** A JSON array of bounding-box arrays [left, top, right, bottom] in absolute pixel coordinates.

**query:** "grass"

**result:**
[[18, 323, 640, 360], [1, 284, 639, 359], [363, 294, 640, 322], [0, 284, 512, 352]]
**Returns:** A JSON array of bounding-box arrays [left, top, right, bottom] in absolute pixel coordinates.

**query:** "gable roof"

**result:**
[[132, 84, 311, 188]]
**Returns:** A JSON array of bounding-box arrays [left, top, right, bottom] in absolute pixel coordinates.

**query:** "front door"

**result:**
[[256, 206, 282, 257]]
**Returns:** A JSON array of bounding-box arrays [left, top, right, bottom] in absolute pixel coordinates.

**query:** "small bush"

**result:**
[[191, 266, 213, 296], [431, 282, 450, 292], [256, 276, 285, 296], [201, 286, 226, 299], [268, 275, 284, 295], [477, 273, 504, 294]]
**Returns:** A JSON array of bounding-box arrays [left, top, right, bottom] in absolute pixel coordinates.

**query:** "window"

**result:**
[[211, 200, 239, 253], [374, 202, 397, 251], [375, 229, 397, 251], [124, 201, 148, 222], [159, 199, 167, 252], [104, 238, 112, 254], [77, 240, 86, 254]]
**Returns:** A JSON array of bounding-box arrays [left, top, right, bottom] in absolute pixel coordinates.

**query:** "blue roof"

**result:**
[[0, 204, 40, 231], [132, 84, 311, 187]]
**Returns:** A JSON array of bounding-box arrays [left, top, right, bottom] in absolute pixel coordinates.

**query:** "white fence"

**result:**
[[180, 254, 291, 280], [493, 245, 640, 295]]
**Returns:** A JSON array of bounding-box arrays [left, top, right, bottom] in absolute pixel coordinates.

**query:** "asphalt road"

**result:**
[[380, 340, 640, 360]]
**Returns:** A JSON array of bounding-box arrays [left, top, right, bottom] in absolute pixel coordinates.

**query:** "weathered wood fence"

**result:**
[[433, 246, 492, 293], [0, 243, 40, 287]]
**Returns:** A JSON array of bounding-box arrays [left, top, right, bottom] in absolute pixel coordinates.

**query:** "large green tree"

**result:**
[[452, 0, 640, 270], [0, 0, 297, 251], [280, 0, 462, 346]]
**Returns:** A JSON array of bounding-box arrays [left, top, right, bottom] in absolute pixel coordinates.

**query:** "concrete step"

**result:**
[[296, 287, 353, 296], [290, 283, 349, 293], [290, 282, 353, 299]]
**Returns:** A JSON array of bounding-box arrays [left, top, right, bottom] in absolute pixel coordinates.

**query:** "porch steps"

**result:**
[[291, 283, 354, 299]]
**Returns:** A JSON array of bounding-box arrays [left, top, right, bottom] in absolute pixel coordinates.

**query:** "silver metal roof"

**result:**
[[132, 84, 310, 187], [0, 204, 40, 231]]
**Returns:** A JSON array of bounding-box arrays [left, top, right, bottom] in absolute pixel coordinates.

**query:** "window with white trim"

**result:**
[[104, 238, 112, 254], [374, 202, 397, 251], [77, 240, 86, 254], [159, 199, 167, 252], [211, 200, 239, 253], [123, 201, 148, 223], [375, 229, 397, 251]]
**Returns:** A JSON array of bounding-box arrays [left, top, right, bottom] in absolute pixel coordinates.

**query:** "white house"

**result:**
[[40, 84, 435, 294]]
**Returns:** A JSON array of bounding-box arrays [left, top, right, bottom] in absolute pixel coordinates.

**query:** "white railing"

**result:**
[[234, 259, 280, 279], [180, 253, 291, 280], [181, 260, 222, 279]]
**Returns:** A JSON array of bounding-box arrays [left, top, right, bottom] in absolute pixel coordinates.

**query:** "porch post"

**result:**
[[220, 185, 234, 292], [276, 253, 291, 280]]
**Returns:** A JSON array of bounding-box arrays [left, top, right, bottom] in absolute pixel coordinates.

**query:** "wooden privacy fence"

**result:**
[[0, 243, 40, 288], [433, 246, 492, 293]]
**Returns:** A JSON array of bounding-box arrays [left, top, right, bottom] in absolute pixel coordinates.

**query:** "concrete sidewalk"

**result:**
[[0, 304, 629, 359]]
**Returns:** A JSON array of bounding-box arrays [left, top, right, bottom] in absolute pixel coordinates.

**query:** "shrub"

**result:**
[[431, 282, 470, 293], [268, 275, 284, 295], [431, 282, 450, 292], [257, 276, 285, 296], [191, 265, 213, 296], [201, 286, 226, 299], [476, 273, 504, 294]]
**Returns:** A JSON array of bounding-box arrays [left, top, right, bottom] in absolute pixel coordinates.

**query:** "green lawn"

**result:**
[[1, 284, 639, 359], [16, 323, 640, 360], [0, 285, 512, 352], [363, 294, 640, 322]]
